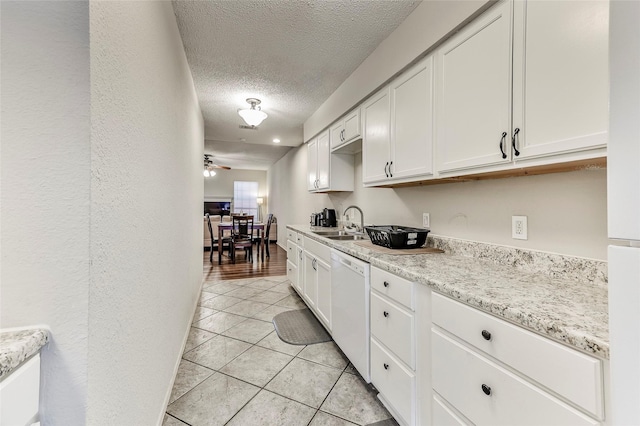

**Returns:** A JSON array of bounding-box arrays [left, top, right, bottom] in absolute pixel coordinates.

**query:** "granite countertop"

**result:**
[[288, 225, 609, 359], [0, 328, 49, 379]]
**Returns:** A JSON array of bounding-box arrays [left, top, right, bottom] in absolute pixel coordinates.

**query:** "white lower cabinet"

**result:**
[[371, 339, 415, 425], [431, 293, 605, 425], [285, 232, 609, 426], [432, 394, 471, 426], [315, 257, 331, 327], [302, 250, 317, 309], [0, 354, 41, 426], [286, 239, 298, 289], [299, 236, 331, 331], [432, 329, 599, 425], [370, 266, 416, 426], [286, 234, 303, 294]]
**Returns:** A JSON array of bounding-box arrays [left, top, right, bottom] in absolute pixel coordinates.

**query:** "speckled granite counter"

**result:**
[[0, 328, 49, 379], [288, 225, 609, 359]]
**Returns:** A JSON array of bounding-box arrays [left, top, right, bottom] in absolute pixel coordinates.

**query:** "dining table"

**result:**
[[217, 222, 266, 264]]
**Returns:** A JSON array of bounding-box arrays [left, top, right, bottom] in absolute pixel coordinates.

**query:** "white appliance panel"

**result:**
[[331, 249, 370, 382]]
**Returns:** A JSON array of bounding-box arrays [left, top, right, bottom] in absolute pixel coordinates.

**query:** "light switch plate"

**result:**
[[512, 215, 528, 240]]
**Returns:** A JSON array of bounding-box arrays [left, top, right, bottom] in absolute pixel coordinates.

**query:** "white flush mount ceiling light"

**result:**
[[238, 98, 268, 127], [273, 138, 280, 143]]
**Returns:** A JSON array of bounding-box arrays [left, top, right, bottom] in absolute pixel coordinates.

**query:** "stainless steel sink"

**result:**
[[326, 234, 368, 241], [312, 230, 349, 236]]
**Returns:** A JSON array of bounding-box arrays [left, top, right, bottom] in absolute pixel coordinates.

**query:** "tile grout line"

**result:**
[[170, 276, 356, 425]]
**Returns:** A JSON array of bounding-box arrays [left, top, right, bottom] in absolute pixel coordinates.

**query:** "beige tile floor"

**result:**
[[164, 276, 397, 426]]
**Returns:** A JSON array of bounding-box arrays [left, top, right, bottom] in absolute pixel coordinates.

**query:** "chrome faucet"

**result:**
[[343, 205, 364, 232]]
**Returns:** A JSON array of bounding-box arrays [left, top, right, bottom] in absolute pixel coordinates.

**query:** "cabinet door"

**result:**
[[391, 55, 434, 180], [316, 130, 330, 190], [302, 251, 317, 309], [512, 0, 608, 160], [330, 122, 345, 150], [343, 109, 361, 143], [436, 0, 513, 173], [316, 258, 331, 330], [295, 247, 304, 294], [362, 87, 391, 184], [307, 138, 318, 191], [287, 260, 298, 289]]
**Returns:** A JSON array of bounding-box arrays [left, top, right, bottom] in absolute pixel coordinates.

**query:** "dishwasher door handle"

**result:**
[[339, 258, 351, 267]]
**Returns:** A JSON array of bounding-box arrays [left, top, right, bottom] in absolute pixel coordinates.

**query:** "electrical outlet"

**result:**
[[512, 215, 528, 240], [423, 213, 430, 228]]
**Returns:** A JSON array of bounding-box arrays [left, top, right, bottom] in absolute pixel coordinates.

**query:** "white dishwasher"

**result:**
[[331, 249, 371, 382]]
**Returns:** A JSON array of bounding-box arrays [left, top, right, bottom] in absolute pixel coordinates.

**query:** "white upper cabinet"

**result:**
[[343, 110, 361, 144], [391, 55, 434, 181], [331, 108, 361, 150], [435, 0, 513, 174], [511, 0, 609, 160], [362, 87, 392, 184], [316, 130, 330, 190], [436, 0, 608, 176], [363, 55, 435, 186], [307, 137, 318, 191], [308, 129, 355, 193]]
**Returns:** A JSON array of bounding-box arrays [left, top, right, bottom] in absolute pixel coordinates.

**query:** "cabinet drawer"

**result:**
[[432, 329, 599, 426], [287, 260, 297, 284], [303, 236, 331, 264], [0, 354, 40, 426], [371, 266, 414, 310], [433, 395, 470, 426], [371, 338, 415, 426], [371, 292, 415, 369], [432, 293, 603, 419], [286, 240, 298, 265], [296, 233, 303, 245], [286, 229, 297, 241]]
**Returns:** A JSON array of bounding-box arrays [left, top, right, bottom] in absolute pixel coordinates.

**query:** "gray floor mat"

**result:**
[[272, 308, 332, 345]]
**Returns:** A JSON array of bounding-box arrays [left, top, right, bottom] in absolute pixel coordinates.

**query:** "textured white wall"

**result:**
[[0, 2, 90, 423], [267, 146, 333, 244], [270, 148, 608, 260], [89, 2, 204, 424], [303, 0, 489, 141]]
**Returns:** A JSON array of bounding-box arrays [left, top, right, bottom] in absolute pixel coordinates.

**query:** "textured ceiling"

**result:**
[[204, 139, 292, 171], [172, 0, 419, 169]]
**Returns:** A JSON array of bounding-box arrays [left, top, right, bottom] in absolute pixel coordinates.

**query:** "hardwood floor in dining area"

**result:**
[[203, 242, 287, 281]]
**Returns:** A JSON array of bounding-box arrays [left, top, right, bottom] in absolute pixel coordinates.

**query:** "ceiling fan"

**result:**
[[204, 154, 231, 170]]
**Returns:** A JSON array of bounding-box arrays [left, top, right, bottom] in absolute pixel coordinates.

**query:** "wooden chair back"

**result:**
[[231, 215, 254, 242]]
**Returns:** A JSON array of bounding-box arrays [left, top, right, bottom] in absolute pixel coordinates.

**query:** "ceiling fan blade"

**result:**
[[212, 164, 231, 170]]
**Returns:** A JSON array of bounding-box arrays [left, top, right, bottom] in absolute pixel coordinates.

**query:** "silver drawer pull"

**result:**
[[383, 363, 389, 370], [482, 384, 492, 396], [383, 311, 389, 318]]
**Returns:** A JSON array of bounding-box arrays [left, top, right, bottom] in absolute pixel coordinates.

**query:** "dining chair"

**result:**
[[230, 215, 254, 263], [262, 213, 273, 257], [206, 213, 230, 262]]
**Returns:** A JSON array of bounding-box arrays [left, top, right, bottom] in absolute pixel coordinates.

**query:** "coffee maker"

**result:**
[[322, 208, 337, 227]]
